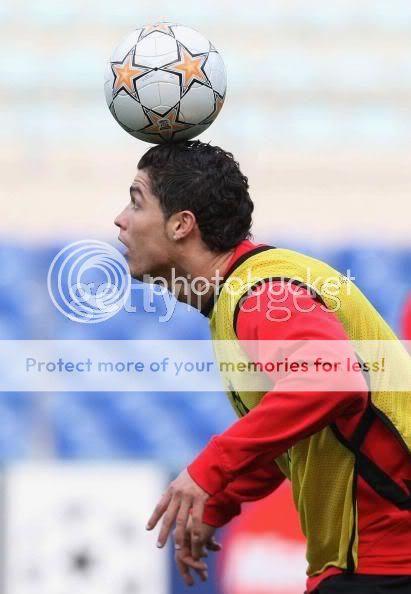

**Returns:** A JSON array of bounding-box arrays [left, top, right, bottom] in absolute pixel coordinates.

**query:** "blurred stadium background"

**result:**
[[0, 1, 411, 593]]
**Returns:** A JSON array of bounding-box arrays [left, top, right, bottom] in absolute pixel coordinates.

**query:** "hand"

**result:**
[[146, 469, 209, 550], [174, 520, 222, 587]]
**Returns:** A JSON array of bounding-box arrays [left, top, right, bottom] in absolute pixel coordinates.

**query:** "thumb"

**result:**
[[206, 536, 222, 552]]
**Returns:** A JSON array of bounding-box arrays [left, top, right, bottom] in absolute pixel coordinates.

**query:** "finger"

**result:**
[[177, 556, 208, 585], [157, 494, 183, 548], [190, 499, 206, 560], [194, 564, 208, 583], [173, 498, 192, 551], [206, 536, 222, 552], [181, 554, 208, 583], [181, 554, 208, 572], [173, 526, 190, 549], [146, 490, 172, 531], [175, 554, 194, 587]]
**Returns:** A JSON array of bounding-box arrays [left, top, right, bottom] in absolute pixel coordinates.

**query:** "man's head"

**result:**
[[115, 140, 253, 281]]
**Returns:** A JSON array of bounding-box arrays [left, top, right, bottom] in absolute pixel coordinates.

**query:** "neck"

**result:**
[[171, 245, 236, 311]]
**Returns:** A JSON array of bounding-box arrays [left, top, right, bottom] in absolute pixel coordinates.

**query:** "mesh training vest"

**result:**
[[208, 246, 411, 577]]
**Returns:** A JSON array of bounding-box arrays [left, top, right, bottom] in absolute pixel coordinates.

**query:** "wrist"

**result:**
[[188, 438, 232, 496]]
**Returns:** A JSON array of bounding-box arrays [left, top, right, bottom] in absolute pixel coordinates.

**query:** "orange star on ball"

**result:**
[[139, 23, 175, 40], [143, 107, 193, 141], [201, 92, 225, 125], [112, 52, 147, 95], [166, 43, 210, 91]]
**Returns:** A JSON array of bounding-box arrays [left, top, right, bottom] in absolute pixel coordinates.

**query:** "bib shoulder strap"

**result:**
[[201, 245, 276, 317]]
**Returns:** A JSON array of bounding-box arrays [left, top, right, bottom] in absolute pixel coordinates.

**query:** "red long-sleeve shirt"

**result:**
[[187, 240, 411, 592]]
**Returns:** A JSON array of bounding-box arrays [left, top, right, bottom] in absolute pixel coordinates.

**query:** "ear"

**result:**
[[168, 211, 196, 240]]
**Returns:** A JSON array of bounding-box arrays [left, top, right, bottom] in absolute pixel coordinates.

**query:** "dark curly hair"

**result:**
[[137, 140, 254, 252]]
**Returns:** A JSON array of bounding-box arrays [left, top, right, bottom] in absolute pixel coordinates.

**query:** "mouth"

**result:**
[[118, 236, 129, 250], [118, 236, 130, 260]]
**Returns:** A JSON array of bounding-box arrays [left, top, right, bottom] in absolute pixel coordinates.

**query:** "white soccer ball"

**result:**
[[104, 23, 227, 144]]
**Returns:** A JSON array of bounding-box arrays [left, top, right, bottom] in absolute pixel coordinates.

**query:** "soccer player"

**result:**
[[115, 141, 411, 594]]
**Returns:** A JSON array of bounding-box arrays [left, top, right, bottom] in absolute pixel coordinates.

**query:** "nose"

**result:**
[[114, 209, 127, 229]]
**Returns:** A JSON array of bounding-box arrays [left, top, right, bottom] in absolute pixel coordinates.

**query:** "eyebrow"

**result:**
[[129, 185, 144, 201], [130, 184, 142, 195]]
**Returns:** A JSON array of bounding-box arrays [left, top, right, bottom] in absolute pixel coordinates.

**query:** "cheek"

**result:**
[[128, 211, 167, 250], [145, 233, 170, 263], [127, 213, 146, 236]]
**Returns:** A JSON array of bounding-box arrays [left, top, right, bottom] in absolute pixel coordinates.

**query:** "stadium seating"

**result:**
[[0, 243, 409, 462]]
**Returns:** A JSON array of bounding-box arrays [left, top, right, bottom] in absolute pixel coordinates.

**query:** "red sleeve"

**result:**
[[201, 459, 285, 527], [401, 293, 411, 340], [188, 282, 368, 496]]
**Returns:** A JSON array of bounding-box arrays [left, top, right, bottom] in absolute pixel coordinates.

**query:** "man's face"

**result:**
[[115, 169, 173, 281]]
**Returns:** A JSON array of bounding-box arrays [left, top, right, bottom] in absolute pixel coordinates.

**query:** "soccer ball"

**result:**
[[104, 23, 227, 144]]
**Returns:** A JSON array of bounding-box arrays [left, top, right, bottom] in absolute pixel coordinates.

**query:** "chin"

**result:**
[[128, 257, 170, 284], [128, 262, 152, 282], [126, 260, 140, 280], [129, 267, 145, 281]]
